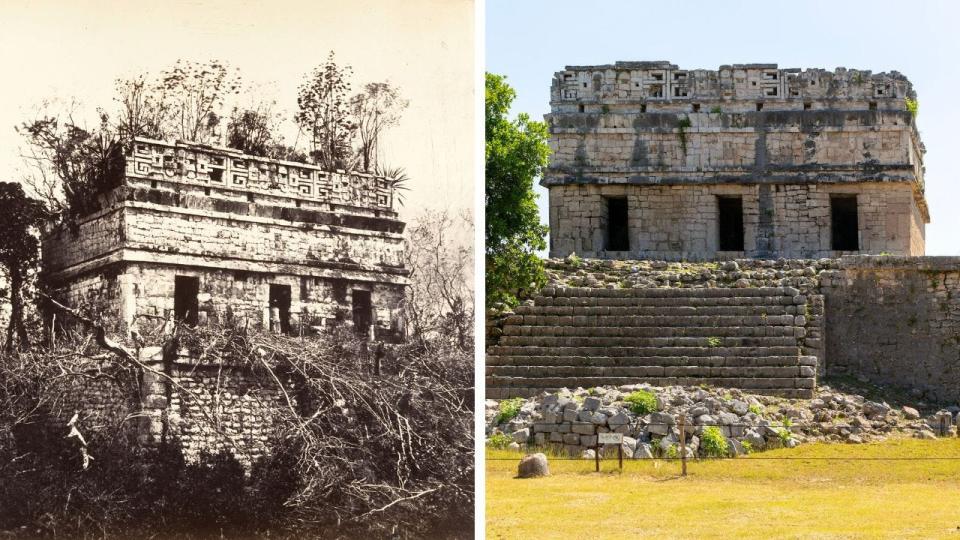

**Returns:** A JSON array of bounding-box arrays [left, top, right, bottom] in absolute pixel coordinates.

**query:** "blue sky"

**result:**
[[487, 0, 960, 255]]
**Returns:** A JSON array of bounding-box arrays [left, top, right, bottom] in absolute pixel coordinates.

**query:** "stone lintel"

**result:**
[[44, 248, 411, 286]]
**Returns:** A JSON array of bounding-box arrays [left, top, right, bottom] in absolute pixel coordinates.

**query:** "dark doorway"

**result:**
[[352, 290, 373, 337], [718, 196, 745, 251], [605, 197, 629, 251], [269, 284, 292, 334], [831, 195, 859, 251], [174, 276, 199, 326]]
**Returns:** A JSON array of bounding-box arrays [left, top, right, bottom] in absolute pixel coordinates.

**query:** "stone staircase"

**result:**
[[486, 286, 817, 399]]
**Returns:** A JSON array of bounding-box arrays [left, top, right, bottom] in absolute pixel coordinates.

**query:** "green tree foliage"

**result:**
[[0, 183, 47, 351], [485, 73, 550, 306]]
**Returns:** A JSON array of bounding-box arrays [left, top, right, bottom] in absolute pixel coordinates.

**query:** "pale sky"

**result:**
[[0, 0, 475, 222], [487, 0, 960, 255]]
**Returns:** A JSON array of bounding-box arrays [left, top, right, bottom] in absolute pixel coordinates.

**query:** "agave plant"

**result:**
[[374, 164, 410, 206]]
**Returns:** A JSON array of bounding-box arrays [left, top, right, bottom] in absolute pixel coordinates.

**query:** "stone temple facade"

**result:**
[[43, 137, 408, 340], [486, 62, 960, 406], [544, 62, 927, 260], [41, 138, 407, 463]]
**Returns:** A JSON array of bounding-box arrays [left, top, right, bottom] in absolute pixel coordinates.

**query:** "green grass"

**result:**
[[487, 438, 960, 538]]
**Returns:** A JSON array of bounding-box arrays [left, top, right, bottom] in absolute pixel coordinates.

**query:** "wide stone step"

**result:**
[[498, 335, 799, 348], [486, 386, 815, 400], [539, 286, 799, 298], [488, 345, 801, 357], [486, 365, 811, 379], [531, 295, 804, 308], [503, 325, 799, 338], [487, 355, 816, 368], [514, 304, 793, 316], [485, 375, 815, 391], [503, 314, 801, 327]]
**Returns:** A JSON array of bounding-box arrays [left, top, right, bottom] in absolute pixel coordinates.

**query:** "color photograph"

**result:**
[[485, 0, 960, 537]]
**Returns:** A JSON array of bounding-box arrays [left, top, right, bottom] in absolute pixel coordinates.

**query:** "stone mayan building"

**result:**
[[41, 137, 408, 463], [44, 137, 408, 339], [486, 62, 960, 407], [544, 61, 927, 260]]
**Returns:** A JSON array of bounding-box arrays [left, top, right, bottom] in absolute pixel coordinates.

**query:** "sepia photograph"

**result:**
[[0, 1, 475, 538]]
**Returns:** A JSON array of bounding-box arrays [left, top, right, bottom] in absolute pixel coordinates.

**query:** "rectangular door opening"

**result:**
[[831, 195, 859, 251], [605, 197, 629, 251], [352, 289, 373, 337], [174, 276, 200, 326], [718, 196, 745, 251], [269, 284, 292, 334]]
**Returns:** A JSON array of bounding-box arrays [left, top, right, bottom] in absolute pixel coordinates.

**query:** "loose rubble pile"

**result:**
[[541, 256, 832, 293], [486, 384, 956, 459]]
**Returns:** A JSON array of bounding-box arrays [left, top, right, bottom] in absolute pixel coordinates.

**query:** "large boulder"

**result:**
[[517, 453, 549, 478]]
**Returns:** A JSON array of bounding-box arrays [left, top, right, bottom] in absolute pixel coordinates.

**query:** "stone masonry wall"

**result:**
[[549, 181, 923, 259], [42, 207, 124, 273], [138, 355, 296, 466], [490, 256, 960, 403], [543, 62, 928, 261], [122, 202, 405, 271], [820, 257, 960, 403], [123, 263, 405, 336]]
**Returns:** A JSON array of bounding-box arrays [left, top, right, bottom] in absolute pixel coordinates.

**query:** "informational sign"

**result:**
[[598, 432, 623, 445]]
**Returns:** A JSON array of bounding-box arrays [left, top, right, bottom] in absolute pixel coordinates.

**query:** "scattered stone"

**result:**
[[517, 453, 549, 478], [902, 406, 920, 420], [634, 443, 654, 459]]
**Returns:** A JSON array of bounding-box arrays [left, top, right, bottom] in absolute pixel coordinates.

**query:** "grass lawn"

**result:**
[[487, 438, 960, 538]]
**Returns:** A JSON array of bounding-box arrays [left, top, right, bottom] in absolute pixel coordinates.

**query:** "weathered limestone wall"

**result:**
[[139, 354, 296, 465], [549, 182, 923, 259], [122, 202, 404, 271], [821, 257, 960, 403], [491, 256, 960, 403], [49, 353, 296, 468], [544, 62, 928, 260], [42, 138, 409, 339], [124, 264, 405, 336], [42, 207, 124, 272], [547, 110, 918, 174]]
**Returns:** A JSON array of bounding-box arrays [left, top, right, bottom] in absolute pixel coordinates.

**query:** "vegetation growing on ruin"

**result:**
[[487, 432, 514, 449], [18, 56, 408, 223], [905, 97, 919, 118], [485, 72, 551, 307], [677, 115, 692, 155], [700, 426, 729, 458], [495, 397, 525, 424], [624, 390, 658, 415], [0, 318, 473, 539]]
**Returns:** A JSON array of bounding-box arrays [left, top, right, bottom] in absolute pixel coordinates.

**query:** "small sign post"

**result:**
[[678, 414, 687, 477], [598, 432, 624, 473]]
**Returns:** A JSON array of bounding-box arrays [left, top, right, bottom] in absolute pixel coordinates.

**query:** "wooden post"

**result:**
[[595, 441, 600, 472], [679, 414, 687, 477], [618, 442, 623, 473]]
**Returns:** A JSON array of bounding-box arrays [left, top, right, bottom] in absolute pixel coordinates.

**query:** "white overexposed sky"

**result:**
[[0, 0, 475, 222], [488, 0, 960, 255]]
